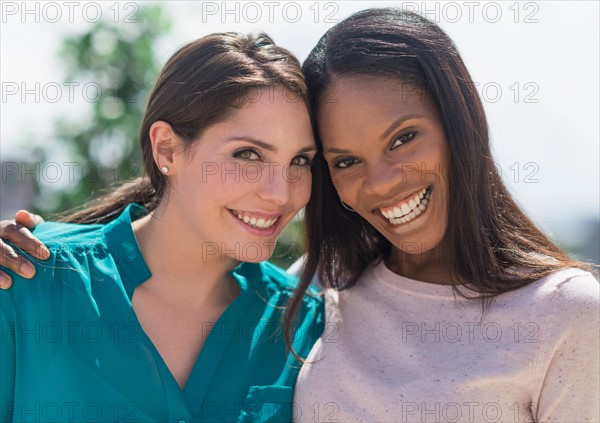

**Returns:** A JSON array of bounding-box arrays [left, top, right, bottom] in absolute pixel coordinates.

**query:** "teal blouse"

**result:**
[[0, 204, 324, 423]]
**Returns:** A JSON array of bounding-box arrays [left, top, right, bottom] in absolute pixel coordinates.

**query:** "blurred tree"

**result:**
[[35, 4, 171, 214], [271, 219, 305, 269]]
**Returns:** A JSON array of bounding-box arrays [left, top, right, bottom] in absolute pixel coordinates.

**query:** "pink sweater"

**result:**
[[293, 262, 600, 422]]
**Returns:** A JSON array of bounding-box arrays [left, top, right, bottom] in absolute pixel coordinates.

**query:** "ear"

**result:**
[[149, 121, 178, 175]]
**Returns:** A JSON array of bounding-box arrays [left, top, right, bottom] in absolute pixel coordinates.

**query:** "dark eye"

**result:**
[[333, 158, 360, 169], [291, 155, 314, 167], [234, 148, 260, 160], [391, 131, 416, 149]]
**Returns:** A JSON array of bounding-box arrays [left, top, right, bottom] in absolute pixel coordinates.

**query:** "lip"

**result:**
[[373, 185, 432, 214], [227, 209, 282, 237]]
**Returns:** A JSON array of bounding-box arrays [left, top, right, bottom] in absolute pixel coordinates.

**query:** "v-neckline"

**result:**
[[125, 266, 255, 415], [101, 205, 260, 415]]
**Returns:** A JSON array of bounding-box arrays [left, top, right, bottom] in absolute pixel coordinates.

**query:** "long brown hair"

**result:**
[[284, 8, 592, 355], [60, 32, 308, 223]]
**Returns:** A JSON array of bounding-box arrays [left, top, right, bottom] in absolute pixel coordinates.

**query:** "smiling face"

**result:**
[[320, 76, 451, 260], [167, 86, 316, 263]]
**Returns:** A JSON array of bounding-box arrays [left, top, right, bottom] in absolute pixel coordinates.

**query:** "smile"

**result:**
[[378, 186, 432, 225], [229, 209, 280, 230]]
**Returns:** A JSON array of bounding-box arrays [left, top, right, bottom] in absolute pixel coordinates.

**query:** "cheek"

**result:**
[[176, 170, 236, 212], [331, 173, 359, 203]]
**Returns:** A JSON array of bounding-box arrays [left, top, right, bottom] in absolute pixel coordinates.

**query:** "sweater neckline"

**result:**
[[369, 259, 474, 299]]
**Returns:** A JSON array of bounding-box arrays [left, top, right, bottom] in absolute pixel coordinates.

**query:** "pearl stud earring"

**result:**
[[161, 166, 169, 174]]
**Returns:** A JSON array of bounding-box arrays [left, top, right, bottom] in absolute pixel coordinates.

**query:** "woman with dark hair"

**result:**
[[0, 33, 323, 423], [2, 8, 599, 423], [282, 8, 599, 422]]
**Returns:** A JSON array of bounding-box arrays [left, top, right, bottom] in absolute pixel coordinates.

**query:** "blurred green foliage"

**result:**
[[36, 5, 171, 213], [271, 219, 305, 269]]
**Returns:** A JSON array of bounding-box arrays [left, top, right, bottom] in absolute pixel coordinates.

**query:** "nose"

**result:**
[[256, 164, 290, 206], [362, 161, 403, 198]]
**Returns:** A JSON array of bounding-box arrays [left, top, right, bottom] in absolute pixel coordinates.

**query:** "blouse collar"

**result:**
[[101, 203, 263, 297], [102, 203, 152, 298]]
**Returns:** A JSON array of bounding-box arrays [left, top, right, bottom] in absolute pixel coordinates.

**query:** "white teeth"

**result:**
[[232, 211, 278, 229], [380, 187, 432, 226]]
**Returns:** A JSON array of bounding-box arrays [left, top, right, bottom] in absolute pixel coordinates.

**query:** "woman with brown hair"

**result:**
[[0, 33, 322, 423]]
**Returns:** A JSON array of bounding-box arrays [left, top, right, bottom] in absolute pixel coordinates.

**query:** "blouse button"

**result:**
[[176, 420, 187, 423]]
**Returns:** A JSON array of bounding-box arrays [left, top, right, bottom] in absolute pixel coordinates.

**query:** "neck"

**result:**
[[131, 201, 240, 309], [385, 239, 456, 285]]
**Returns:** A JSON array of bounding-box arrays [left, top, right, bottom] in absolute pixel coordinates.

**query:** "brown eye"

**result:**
[[334, 158, 359, 169], [291, 155, 313, 167], [391, 131, 416, 149], [234, 149, 260, 160]]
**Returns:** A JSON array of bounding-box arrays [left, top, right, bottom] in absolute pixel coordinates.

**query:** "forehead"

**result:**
[[200, 86, 313, 143], [318, 76, 439, 141], [227, 86, 309, 126]]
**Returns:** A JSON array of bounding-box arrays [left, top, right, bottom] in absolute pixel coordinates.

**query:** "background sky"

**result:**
[[1, 0, 599, 252]]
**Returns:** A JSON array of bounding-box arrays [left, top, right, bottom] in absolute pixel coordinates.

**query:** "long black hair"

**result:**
[[284, 8, 592, 355]]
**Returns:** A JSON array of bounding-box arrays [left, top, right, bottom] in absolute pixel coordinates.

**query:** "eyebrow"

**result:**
[[225, 136, 317, 154], [324, 114, 425, 155], [379, 114, 424, 141]]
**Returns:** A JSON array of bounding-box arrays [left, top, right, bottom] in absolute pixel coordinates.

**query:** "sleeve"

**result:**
[[0, 293, 15, 423], [534, 273, 600, 422]]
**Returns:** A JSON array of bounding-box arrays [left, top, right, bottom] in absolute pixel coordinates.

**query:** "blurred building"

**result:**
[[0, 156, 35, 220], [578, 219, 600, 266]]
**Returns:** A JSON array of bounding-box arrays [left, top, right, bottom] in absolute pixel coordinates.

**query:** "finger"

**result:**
[[2, 219, 50, 260], [15, 210, 44, 229], [0, 242, 36, 279], [0, 271, 12, 289]]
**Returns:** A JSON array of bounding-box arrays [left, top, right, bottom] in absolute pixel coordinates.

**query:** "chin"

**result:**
[[232, 241, 277, 263]]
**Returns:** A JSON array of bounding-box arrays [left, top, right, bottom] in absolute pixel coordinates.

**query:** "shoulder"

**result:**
[[6, 220, 109, 282], [251, 261, 324, 323], [498, 267, 598, 302], [2, 221, 107, 277], [520, 268, 600, 332], [30, 221, 105, 252], [0, 221, 109, 309], [543, 268, 599, 316], [527, 268, 599, 303], [259, 260, 322, 301]]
